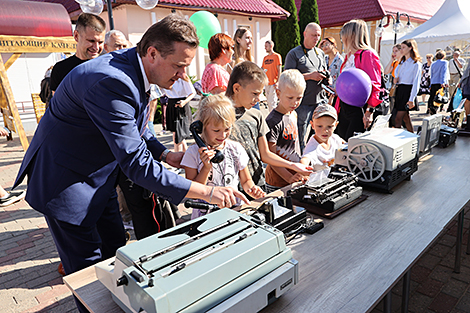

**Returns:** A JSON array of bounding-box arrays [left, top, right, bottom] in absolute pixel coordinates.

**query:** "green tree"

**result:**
[[272, 0, 301, 61], [299, 0, 319, 41]]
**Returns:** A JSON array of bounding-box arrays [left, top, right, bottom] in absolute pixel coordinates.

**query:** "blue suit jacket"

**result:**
[[14, 48, 191, 226]]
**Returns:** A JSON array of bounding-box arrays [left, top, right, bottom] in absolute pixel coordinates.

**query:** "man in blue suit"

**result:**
[[14, 15, 246, 311]]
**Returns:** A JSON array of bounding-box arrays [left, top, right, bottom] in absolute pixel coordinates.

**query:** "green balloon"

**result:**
[[189, 11, 221, 49]]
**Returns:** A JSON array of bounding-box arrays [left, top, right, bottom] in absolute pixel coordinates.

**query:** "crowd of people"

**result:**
[[4, 12, 470, 313]]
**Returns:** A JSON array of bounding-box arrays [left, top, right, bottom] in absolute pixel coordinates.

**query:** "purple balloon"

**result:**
[[336, 68, 372, 107]]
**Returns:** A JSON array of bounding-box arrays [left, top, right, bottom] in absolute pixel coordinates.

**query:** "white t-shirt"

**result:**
[[161, 78, 195, 99], [181, 139, 249, 202], [302, 134, 343, 170]]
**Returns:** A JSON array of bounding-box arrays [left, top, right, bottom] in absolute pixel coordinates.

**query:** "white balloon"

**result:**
[[75, 0, 95, 6], [136, 0, 158, 10], [80, 0, 104, 15]]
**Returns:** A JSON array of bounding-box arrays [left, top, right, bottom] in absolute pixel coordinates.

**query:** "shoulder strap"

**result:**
[[453, 59, 462, 77]]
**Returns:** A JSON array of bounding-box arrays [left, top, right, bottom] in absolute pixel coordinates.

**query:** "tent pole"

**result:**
[[107, 0, 114, 30]]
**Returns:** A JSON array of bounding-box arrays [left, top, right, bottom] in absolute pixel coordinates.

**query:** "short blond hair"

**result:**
[[197, 94, 236, 129], [278, 69, 306, 93]]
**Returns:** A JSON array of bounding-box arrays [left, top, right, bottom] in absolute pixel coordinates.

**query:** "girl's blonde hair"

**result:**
[[278, 69, 306, 93], [197, 94, 236, 129], [340, 19, 373, 52]]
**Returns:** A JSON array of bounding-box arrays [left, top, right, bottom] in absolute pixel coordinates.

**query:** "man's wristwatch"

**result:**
[[161, 149, 170, 163]]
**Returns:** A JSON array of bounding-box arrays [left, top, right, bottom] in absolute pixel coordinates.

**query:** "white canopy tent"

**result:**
[[379, 0, 470, 65]]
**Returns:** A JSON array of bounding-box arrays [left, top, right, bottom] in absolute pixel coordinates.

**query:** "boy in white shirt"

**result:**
[[300, 104, 345, 171]]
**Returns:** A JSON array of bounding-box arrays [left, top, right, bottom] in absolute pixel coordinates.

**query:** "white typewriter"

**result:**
[[335, 127, 419, 191], [95, 208, 298, 313]]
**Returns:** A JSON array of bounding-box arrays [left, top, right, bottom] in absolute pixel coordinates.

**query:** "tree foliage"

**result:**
[[272, 0, 301, 61], [299, 0, 319, 41]]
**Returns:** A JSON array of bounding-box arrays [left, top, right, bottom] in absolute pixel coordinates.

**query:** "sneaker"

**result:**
[[0, 190, 26, 207]]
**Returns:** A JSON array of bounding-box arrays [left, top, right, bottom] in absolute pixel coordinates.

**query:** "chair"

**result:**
[[31, 93, 46, 123]]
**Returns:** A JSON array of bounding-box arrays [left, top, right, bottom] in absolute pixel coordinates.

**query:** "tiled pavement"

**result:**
[[2, 111, 470, 313]]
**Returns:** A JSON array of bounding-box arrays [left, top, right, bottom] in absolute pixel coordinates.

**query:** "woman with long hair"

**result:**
[[229, 27, 253, 72], [201, 33, 235, 94], [335, 19, 383, 140], [393, 39, 422, 132], [319, 37, 343, 88]]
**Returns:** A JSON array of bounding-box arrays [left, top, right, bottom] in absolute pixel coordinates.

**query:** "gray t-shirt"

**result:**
[[229, 106, 269, 187], [284, 45, 329, 108]]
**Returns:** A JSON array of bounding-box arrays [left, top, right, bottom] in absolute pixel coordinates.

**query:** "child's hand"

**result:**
[[290, 162, 313, 176], [198, 147, 215, 168], [247, 185, 266, 199], [288, 173, 308, 184]]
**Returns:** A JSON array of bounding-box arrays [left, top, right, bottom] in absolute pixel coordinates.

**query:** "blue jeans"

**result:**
[[296, 104, 316, 153]]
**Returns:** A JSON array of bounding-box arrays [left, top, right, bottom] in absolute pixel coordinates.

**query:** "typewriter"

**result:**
[[95, 208, 298, 313], [288, 168, 363, 212]]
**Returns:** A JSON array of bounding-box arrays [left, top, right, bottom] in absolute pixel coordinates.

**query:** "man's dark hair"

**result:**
[[137, 14, 199, 58], [75, 13, 106, 33]]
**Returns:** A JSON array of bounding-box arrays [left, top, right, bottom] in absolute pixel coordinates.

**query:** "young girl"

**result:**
[[393, 39, 422, 132], [181, 94, 265, 218]]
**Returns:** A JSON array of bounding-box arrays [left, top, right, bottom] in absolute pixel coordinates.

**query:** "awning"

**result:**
[[0, 0, 72, 37]]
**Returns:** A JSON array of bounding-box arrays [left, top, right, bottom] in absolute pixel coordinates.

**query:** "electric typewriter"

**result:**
[[95, 208, 298, 313], [288, 168, 363, 212]]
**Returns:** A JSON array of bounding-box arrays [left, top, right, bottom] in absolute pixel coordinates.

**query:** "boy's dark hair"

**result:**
[[226, 61, 268, 98], [75, 13, 106, 34], [137, 14, 199, 58]]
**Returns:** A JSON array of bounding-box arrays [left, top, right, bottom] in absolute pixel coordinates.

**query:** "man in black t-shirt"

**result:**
[[50, 13, 106, 93]]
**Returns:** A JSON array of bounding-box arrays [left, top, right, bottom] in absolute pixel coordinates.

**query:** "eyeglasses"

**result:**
[[426, 56, 432, 59], [320, 42, 330, 48]]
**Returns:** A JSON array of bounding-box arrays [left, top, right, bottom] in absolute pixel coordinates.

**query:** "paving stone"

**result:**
[[408, 292, 433, 313], [418, 253, 441, 270], [416, 278, 444, 298], [411, 265, 433, 284], [428, 292, 459, 313], [430, 244, 454, 259], [430, 265, 454, 284], [451, 265, 470, 283], [441, 278, 469, 299], [455, 289, 470, 312]]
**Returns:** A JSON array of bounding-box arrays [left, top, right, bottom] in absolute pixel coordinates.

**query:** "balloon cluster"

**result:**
[[76, 0, 104, 14], [76, 0, 159, 15], [189, 11, 221, 49]]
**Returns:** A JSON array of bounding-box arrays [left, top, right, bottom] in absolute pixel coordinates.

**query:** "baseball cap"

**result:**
[[313, 104, 338, 120]]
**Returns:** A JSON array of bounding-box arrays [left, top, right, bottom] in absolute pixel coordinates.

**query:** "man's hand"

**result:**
[[165, 151, 184, 168], [209, 186, 250, 208], [305, 71, 326, 81]]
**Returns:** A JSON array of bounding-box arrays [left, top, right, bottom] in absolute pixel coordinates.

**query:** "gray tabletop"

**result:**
[[261, 137, 470, 313]]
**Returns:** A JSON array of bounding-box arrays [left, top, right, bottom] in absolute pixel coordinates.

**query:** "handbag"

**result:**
[[434, 87, 449, 106]]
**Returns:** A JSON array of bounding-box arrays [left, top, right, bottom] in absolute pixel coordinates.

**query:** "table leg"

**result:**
[[454, 209, 464, 273], [401, 270, 410, 313], [384, 291, 392, 313]]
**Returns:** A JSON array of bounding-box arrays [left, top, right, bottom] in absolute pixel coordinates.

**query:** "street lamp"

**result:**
[[375, 12, 414, 45], [75, 0, 159, 30]]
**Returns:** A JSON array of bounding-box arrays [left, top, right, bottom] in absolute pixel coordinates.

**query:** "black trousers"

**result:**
[[336, 101, 366, 141], [118, 172, 159, 240], [45, 191, 126, 313]]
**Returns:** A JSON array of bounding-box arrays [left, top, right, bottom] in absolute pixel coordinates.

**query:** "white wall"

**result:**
[[107, 6, 274, 80]]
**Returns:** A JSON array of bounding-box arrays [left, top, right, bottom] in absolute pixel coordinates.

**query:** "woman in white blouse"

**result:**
[[393, 39, 422, 132]]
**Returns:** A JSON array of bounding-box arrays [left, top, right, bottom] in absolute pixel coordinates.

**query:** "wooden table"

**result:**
[[64, 137, 470, 313]]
